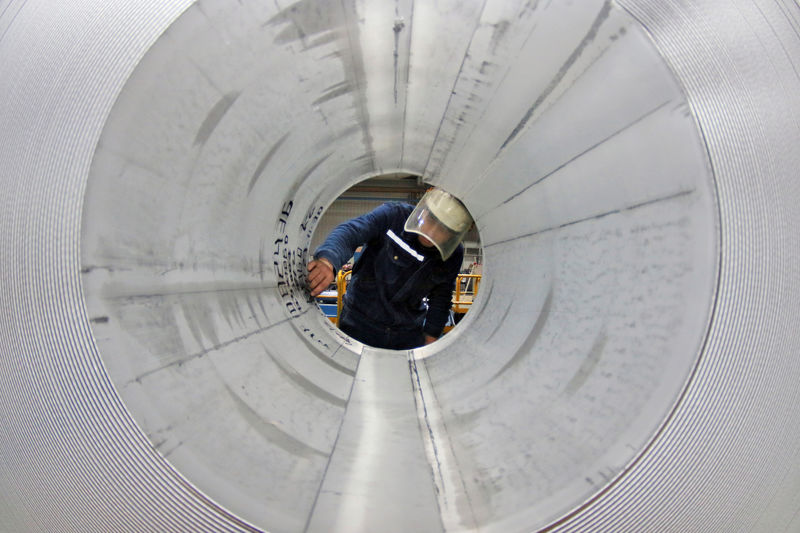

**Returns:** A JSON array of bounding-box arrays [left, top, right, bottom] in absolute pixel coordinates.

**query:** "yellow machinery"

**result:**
[[451, 274, 481, 314], [334, 269, 351, 325]]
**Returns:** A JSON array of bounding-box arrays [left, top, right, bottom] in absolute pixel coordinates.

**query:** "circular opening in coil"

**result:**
[[309, 173, 483, 350]]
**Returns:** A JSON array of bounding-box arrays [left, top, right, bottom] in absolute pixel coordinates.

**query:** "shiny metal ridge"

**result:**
[[2, 1, 800, 531]]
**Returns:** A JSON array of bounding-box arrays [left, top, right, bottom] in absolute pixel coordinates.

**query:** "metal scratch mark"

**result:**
[[393, 17, 405, 104], [313, 80, 353, 106], [194, 91, 241, 146], [409, 354, 480, 531], [421, 0, 490, 179], [248, 133, 289, 195], [262, 343, 348, 407], [498, 0, 613, 153], [409, 357, 446, 504], [224, 383, 330, 459], [498, 99, 672, 208], [489, 285, 553, 382], [564, 329, 607, 396], [484, 188, 696, 249], [291, 324, 357, 377], [126, 315, 296, 386]]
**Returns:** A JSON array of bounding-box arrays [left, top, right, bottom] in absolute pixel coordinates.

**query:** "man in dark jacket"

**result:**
[[307, 188, 472, 350]]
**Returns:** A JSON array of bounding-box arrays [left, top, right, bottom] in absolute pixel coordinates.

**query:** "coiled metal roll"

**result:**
[[2, 1, 799, 531]]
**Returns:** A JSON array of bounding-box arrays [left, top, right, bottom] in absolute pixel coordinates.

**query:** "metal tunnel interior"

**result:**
[[2, 1, 800, 532]]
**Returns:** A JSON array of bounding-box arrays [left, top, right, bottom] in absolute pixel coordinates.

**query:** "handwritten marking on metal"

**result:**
[[273, 199, 331, 351]]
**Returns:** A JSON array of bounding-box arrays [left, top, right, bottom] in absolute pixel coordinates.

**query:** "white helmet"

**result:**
[[404, 188, 472, 260]]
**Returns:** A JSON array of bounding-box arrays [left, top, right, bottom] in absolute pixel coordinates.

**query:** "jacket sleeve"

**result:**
[[422, 247, 463, 338], [313, 203, 398, 273]]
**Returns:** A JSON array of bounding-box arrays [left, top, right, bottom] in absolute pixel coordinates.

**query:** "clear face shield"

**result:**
[[404, 188, 472, 260]]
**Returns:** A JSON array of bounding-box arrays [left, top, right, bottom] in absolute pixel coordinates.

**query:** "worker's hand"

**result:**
[[424, 334, 437, 345], [307, 258, 335, 297]]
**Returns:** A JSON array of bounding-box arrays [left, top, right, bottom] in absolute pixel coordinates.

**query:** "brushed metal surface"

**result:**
[[1, 0, 799, 532]]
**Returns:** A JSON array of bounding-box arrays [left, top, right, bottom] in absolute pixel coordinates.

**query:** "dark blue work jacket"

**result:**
[[314, 202, 463, 349]]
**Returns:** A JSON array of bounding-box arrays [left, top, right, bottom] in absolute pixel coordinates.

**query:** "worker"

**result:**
[[307, 187, 473, 350]]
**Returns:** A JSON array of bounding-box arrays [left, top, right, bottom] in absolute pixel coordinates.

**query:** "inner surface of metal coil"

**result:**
[[79, 1, 718, 530]]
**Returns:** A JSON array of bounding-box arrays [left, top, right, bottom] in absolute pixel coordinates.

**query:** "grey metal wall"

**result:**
[[1, 1, 799, 532]]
